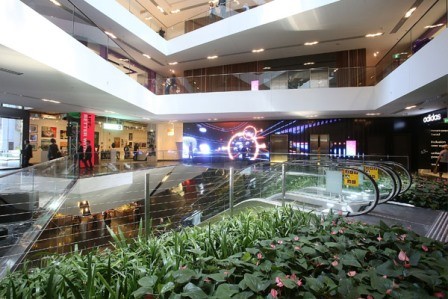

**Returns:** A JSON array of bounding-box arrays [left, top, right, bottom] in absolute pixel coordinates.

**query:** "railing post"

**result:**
[[229, 167, 234, 217], [144, 173, 151, 237], [281, 163, 286, 207]]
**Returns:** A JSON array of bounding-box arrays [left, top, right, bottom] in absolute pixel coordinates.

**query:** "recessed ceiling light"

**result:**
[[171, 9, 180, 14], [366, 113, 381, 116], [105, 31, 117, 39], [49, 0, 61, 6], [304, 62, 315, 65], [252, 48, 264, 53], [169, 62, 178, 65], [304, 41, 319, 46], [105, 110, 117, 114], [253, 116, 264, 119], [425, 23, 444, 29], [143, 54, 151, 59], [42, 98, 60, 104], [405, 105, 417, 110], [157, 6, 164, 13], [207, 55, 218, 59], [263, 66, 271, 70], [404, 7, 416, 18], [365, 32, 383, 38]]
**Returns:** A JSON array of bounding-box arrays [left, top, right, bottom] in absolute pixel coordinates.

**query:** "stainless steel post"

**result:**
[[281, 163, 286, 207], [145, 173, 151, 237], [229, 167, 234, 217]]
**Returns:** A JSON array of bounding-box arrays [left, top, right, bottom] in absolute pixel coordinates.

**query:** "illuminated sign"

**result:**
[[227, 126, 261, 160], [103, 123, 123, 130], [346, 140, 356, 156], [423, 113, 442, 123]]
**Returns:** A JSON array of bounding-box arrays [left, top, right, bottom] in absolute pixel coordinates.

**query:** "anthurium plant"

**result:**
[[0, 207, 447, 298]]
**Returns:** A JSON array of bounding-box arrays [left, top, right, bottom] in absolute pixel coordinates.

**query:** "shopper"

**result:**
[[83, 140, 93, 170], [22, 139, 33, 167], [48, 138, 60, 160], [435, 144, 448, 179]]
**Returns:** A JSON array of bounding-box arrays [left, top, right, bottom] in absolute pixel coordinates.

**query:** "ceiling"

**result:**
[[0, 0, 447, 122]]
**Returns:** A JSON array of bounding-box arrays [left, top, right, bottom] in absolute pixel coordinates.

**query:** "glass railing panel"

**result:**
[[0, 158, 77, 277], [117, 0, 163, 32], [376, 0, 447, 82]]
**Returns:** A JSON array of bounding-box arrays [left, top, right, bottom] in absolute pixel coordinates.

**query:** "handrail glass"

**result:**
[[117, 0, 273, 40]]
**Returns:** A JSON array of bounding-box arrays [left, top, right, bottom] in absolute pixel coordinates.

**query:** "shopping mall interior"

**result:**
[[0, 0, 447, 297]]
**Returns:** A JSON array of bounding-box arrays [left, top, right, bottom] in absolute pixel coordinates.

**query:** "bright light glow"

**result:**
[[227, 126, 260, 160], [365, 32, 383, 38], [199, 127, 207, 133], [199, 143, 211, 154], [207, 55, 218, 59], [104, 110, 116, 114], [263, 66, 271, 70], [405, 105, 417, 110], [252, 48, 264, 53], [425, 23, 444, 29], [42, 98, 60, 104], [157, 6, 164, 13], [171, 9, 180, 14], [169, 62, 178, 65], [373, 51, 379, 57], [304, 41, 318, 46], [49, 0, 61, 6], [105, 31, 117, 39], [366, 113, 381, 116], [143, 54, 151, 59], [103, 123, 123, 130], [253, 116, 264, 119], [405, 7, 416, 18], [304, 62, 314, 65]]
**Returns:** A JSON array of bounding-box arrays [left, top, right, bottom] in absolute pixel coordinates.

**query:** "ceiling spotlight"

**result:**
[[366, 113, 381, 116], [105, 31, 117, 39], [169, 62, 178, 65], [157, 6, 164, 13], [304, 62, 315, 65], [365, 32, 383, 38], [304, 41, 319, 46], [263, 66, 271, 70], [143, 54, 151, 59], [207, 55, 218, 59], [49, 0, 61, 6], [405, 105, 417, 110], [42, 98, 60, 104], [405, 7, 416, 18], [252, 48, 264, 53], [171, 9, 180, 14], [425, 23, 444, 29]]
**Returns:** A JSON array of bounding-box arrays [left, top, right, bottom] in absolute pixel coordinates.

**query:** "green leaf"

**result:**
[[258, 260, 272, 272], [337, 278, 354, 297], [212, 284, 239, 298], [245, 248, 259, 255], [306, 277, 324, 293], [131, 287, 152, 298], [207, 273, 227, 282], [181, 282, 208, 299], [232, 291, 254, 299], [160, 282, 175, 294], [173, 269, 197, 284], [138, 276, 158, 288], [242, 273, 270, 292], [241, 252, 252, 262], [340, 254, 362, 268], [376, 260, 401, 277], [301, 247, 317, 256]]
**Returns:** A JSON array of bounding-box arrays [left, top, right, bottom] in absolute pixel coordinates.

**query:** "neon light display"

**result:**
[[227, 125, 261, 160]]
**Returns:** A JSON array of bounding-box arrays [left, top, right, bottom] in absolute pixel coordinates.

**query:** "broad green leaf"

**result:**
[[160, 282, 175, 294], [138, 276, 158, 288], [306, 277, 324, 293], [245, 248, 259, 255], [182, 283, 208, 299], [232, 291, 254, 299], [131, 287, 151, 298], [301, 247, 317, 256], [376, 260, 401, 277], [242, 273, 270, 292], [258, 260, 272, 272], [212, 284, 239, 298], [241, 252, 252, 262], [207, 273, 226, 282], [340, 254, 361, 268], [173, 269, 197, 284]]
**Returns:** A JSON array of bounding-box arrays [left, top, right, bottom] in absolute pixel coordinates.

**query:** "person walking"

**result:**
[[83, 140, 93, 170], [22, 139, 33, 167], [435, 144, 448, 179], [48, 138, 60, 160]]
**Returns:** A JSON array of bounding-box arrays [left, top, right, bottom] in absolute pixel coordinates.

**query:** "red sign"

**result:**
[[80, 112, 95, 150]]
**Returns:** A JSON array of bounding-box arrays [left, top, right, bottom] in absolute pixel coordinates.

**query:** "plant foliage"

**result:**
[[0, 207, 447, 298]]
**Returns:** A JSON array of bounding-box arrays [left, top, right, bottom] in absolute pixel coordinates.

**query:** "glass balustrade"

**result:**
[[1, 156, 414, 278]]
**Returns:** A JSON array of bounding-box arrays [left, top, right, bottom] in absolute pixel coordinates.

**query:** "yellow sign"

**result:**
[[343, 169, 359, 187], [364, 165, 379, 181]]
